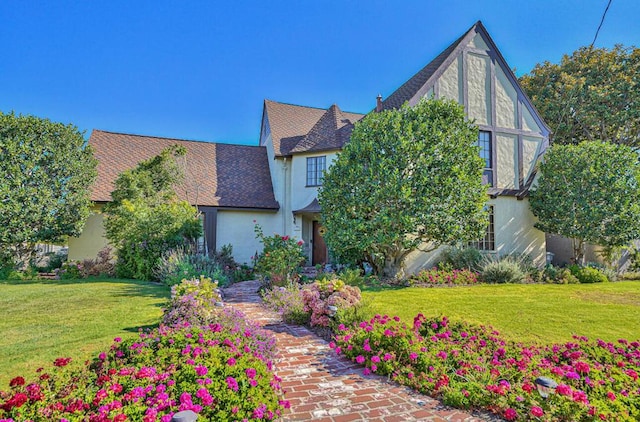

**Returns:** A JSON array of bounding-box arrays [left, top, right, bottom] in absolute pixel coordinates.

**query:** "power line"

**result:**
[[590, 0, 613, 48]]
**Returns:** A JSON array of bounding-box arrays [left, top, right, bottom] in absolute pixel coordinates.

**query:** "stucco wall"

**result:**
[[404, 197, 546, 273], [68, 209, 109, 261], [496, 133, 518, 189], [216, 210, 281, 265], [467, 53, 491, 126], [523, 137, 543, 181], [522, 106, 542, 133], [495, 66, 517, 129], [439, 56, 462, 103], [493, 196, 546, 266], [290, 151, 338, 212]]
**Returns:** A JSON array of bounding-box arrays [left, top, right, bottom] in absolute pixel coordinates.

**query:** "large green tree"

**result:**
[[318, 98, 488, 278], [530, 141, 640, 264], [104, 146, 202, 280], [520, 45, 640, 147], [0, 112, 97, 266]]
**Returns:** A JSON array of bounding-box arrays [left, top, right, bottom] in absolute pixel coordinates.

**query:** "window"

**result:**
[[478, 131, 493, 186], [469, 206, 495, 251], [306, 156, 326, 186]]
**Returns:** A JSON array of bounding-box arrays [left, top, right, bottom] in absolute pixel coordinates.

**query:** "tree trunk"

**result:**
[[382, 249, 409, 280], [572, 238, 585, 266]]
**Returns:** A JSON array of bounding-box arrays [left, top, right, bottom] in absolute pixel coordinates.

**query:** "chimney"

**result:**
[[376, 94, 383, 112]]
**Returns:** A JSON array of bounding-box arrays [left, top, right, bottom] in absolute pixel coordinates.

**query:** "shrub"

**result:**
[[337, 267, 365, 287], [261, 284, 310, 325], [0, 323, 285, 421], [540, 265, 579, 284], [80, 247, 116, 277], [408, 268, 479, 286], [570, 265, 610, 284], [56, 261, 83, 280], [253, 224, 305, 286], [262, 277, 363, 328], [232, 264, 255, 283], [162, 276, 223, 327], [301, 279, 361, 327], [154, 247, 229, 287], [333, 313, 640, 421], [439, 246, 483, 271], [0, 271, 285, 421], [480, 256, 527, 284]]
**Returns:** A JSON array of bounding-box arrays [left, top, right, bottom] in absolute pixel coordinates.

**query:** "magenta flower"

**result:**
[[530, 406, 543, 417], [356, 355, 365, 364], [195, 365, 208, 376], [504, 408, 517, 420], [245, 368, 257, 379], [226, 376, 239, 392]]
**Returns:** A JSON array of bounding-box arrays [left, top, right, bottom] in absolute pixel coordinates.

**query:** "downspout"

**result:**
[[282, 157, 288, 234]]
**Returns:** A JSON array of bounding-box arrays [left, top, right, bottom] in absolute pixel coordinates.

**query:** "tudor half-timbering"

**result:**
[[69, 21, 550, 270], [378, 21, 551, 270]]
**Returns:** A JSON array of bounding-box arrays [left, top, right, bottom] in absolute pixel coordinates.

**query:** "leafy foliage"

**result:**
[[334, 314, 640, 421], [438, 246, 483, 271], [154, 246, 229, 287], [319, 98, 488, 278], [480, 256, 527, 284], [520, 45, 640, 148], [530, 141, 640, 264], [568, 265, 610, 284], [407, 268, 479, 286], [253, 224, 305, 286], [0, 276, 285, 421], [104, 146, 202, 281], [0, 112, 97, 266]]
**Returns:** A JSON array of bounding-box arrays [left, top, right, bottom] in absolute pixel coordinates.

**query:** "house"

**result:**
[[69, 20, 550, 270]]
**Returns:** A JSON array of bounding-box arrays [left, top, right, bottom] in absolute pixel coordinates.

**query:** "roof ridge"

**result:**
[[265, 99, 364, 116], [92, 129, 263, 149]]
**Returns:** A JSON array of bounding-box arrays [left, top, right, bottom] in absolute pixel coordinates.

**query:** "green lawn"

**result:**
[[0, 278, 169, 388], [363, 281, 640, 345]]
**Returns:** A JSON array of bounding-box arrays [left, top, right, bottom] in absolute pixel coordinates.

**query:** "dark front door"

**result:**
[[312, 221, 328, 266]]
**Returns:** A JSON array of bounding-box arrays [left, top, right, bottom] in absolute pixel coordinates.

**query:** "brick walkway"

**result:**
[[223, 280, 498, 422]]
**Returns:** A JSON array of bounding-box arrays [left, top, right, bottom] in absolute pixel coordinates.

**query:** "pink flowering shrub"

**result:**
[[333, 314, 640, 421], [262, 278, 363, 328], [408, 268, 479, 286], [1, 275, 285, 421], [301, 278, 361, 327], [253, 224, 306, 286], [261, 284, 310, 325], [0, 321, 286, 421]]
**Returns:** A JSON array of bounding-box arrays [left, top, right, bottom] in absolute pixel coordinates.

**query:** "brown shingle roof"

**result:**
[[264, 100, 363, 156], [89, 130, 279, 209], [290, 104, 361, 154]]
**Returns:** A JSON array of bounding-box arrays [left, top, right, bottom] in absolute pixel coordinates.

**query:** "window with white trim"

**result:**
[[306, 156, 326, 186], [478, 131, 493, 187], [469, 205, 495, 251]]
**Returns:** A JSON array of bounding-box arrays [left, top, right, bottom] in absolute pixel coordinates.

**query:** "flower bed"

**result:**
[[332, 314, 640, 421], [407, 268, 479, 286], [262, 278, 362, 329], [0, 277, 287, 421]]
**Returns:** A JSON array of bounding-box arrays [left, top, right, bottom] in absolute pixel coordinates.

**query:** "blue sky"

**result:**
[[1, 1, 638, 145]]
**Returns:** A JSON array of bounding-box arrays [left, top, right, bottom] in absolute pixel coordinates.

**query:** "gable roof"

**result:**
[[89, 129, 279, 210], [380, 29, 470, 111], [263, 99, 364, 157], [379, 21, 551, 135]]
